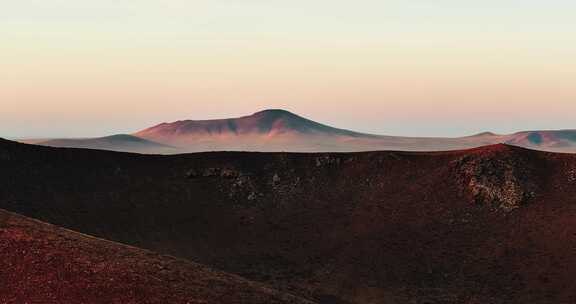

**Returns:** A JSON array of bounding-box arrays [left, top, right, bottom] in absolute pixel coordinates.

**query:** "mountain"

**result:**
[[136, 109, 374, 140], [23, 109, 576, 153], [504, 130, 576, 152], [39, 134, 175, 154], [3, 138, 576, 303], [134, 109, 387, 153], [0, 208, 311, 304], [131, 110, 576, 153]]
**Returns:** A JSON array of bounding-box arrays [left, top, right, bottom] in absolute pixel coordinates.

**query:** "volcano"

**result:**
[[133, 109, 387, 153], [136, 109, 373, 140], [31, 109, 576, 154]]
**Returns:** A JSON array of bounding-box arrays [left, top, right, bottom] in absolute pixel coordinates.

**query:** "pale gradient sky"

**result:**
[[2, 0, 575, 138]]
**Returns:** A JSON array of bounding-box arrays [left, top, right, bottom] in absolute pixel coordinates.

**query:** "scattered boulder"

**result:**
[[247, 191, 258, 201], [229, 175, 262, 203], [203, 167, 222, 177], [220, 168, 241, 179], [455, 154, 536, 211], [187, 167, 242, 179], [272, 173, 281, 185], [315, 155, 341, 167], [568, 168, 576, 183]]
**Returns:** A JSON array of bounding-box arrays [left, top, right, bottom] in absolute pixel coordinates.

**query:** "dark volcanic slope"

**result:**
[[2, 138, 576, 303], [0, 208, 311, 304]]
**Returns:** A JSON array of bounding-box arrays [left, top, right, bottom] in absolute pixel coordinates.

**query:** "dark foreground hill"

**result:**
[[0, 208, 312, 304], [2, 138, 576, 303]]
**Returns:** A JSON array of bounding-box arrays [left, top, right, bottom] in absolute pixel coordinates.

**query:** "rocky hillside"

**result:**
[[0, 208, 311, 304], [2, 138, 576, 303]]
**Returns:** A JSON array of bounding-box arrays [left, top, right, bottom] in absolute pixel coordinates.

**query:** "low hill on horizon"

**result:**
[[38, 134, 175, 154], [19, 109, 576, 153]]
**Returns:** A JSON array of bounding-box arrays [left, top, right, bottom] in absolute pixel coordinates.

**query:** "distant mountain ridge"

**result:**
[[136, 109, 376, 140], [504, 130, 576, 151], [24, 109, 576, 154]]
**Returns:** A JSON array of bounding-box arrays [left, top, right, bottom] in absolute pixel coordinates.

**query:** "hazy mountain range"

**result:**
[[26, 109, 576, 154]]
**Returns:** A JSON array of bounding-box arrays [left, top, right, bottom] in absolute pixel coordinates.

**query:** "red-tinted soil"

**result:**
[[0, 209, 311, 304], [2, 138, 576, 303]]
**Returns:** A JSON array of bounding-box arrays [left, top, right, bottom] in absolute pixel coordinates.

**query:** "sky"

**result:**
[[2, 0, 576, 138]]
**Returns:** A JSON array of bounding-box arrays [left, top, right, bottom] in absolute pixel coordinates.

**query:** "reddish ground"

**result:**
[[0, 209, 311, 304], [2, 138, 576, 303]]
